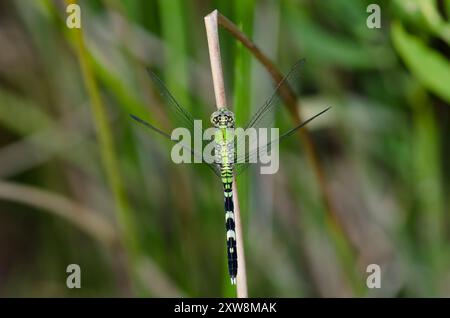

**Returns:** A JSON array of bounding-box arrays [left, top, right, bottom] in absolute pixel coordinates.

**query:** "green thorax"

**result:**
[[214, 126, 235, 166]]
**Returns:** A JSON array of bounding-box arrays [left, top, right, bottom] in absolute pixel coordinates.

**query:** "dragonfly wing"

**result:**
[[245, 59, 305, 131], [130, 114, 221, 177], [146, 69, 215, 160], [234, 59, 306, 163], [146, 69, 197, 132], [234, 107, 331, 176]]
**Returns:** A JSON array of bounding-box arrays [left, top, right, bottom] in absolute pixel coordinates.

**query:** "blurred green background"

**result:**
[[0, 0, 449, 297]]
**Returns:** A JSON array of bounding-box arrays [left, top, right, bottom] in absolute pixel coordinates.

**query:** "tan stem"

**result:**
[[204, 9, 248, 298], [205, 11, 227, 109]]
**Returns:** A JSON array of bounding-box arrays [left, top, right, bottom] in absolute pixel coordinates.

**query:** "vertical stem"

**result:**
[[205, 11, 228, 110], [205, 10, 248, 298]]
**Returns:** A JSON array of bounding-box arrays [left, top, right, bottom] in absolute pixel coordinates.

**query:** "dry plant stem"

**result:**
[[217, 12, 352, 252], [205, 10, 248, 298]]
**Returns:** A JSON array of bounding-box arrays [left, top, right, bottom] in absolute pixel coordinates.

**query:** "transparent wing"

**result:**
[[234, 59, 306, 166], [245, 59, 305, 131], [234, 107, 331, 176], [132, 69, 220, 177], [146, 69, 198, 133], [146, 68, 216, 156], [130, 114, 221, 177], [233, 58, 330, 175], [235, 107, 331, 175]]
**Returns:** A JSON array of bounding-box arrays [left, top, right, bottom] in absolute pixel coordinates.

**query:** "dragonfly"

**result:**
[[130, 59, 330, 285]]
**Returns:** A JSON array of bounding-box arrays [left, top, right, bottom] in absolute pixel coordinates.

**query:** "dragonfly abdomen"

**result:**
[[221, 163, 237, 284]]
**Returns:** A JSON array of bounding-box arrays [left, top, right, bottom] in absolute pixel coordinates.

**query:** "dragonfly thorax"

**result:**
[[211, 108, 235, 128]]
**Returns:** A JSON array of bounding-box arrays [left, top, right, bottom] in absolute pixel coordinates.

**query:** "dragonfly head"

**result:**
[[210, 108, 235, 128]]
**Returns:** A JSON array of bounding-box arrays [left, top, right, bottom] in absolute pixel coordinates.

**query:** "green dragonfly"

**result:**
[[130, 60, 330, 285]]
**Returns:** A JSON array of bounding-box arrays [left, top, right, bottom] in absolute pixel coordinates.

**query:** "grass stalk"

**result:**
[[205, 10, 248, 298]]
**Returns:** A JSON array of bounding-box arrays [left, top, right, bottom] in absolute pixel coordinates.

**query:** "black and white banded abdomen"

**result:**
[[221, 164, 237, 284]]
